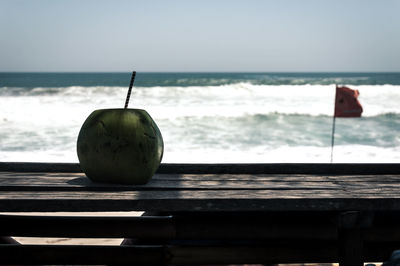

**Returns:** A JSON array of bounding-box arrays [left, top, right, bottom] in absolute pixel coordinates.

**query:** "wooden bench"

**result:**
[[1, 162, 400, 265]]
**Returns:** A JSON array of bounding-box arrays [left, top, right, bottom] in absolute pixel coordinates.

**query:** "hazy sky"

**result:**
[[0, 0, 399, 72]]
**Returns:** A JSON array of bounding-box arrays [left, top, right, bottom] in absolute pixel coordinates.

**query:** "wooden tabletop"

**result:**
[[1, 163, 400, 212]]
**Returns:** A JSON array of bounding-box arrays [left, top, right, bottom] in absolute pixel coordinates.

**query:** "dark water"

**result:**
[[1, 72, 400, 88]]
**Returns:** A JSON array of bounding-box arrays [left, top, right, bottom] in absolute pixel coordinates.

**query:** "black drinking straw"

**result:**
[[124, 71, 136, 109]]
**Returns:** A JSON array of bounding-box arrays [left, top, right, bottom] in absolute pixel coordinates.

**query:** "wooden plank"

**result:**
[[1, 165, 400, 212], [0, 242, 396, 265], [168, 242, 339, 265], [173, 212, 338, 240], [1, 172, 400, 191], [2, 171, 400, 197], [0, 178, 400, 197], [0, 242, 339, 265], [0, 162, 82, 173], [152, 173, 400, 182], [0, 213, 338, 240], [4, 211, 400, 243], [0, 244, 166, 265], [1, 162, 400, 174], [5, 171, 400, 183], [0, 214, 175, 238], [0, 181, 398, 193], [1, 176, 400, 199], [1, 190, 400, 212], [3, 171, 400, 183], [0, 175, 361, 191], [2, 188, 400, 200]]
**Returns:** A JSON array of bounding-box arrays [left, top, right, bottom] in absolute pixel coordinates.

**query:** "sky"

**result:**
[[0, 0, 399, 72]]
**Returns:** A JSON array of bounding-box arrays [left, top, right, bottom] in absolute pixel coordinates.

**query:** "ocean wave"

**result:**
[[1, 110, 399, 163], [2, 144, 400, 163], [0, 86, 127, 96], [154, 111, 400, 125], [1, 73, 400, 163], [1, 84, 400, 119], [2, 83, 400, 96], [2, 73, 400, 88]]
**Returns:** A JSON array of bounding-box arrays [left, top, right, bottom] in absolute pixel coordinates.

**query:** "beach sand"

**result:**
[[6, 211, 142, 246]]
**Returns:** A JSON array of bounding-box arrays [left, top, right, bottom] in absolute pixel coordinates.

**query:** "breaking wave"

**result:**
[[1, 72, 400, 163]]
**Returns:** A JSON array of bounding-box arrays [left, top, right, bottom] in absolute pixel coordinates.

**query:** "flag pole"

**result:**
[[330, 85, 337, 163], [330, 116, 336, 163]]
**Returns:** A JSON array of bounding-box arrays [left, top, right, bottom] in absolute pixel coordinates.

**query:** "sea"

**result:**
[[1, 72, 400, 163]]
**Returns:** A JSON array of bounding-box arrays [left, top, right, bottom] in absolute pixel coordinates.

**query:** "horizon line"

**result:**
[[1, 71, 400, 74]]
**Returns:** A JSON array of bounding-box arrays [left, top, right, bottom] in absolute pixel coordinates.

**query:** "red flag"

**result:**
[[334, 85, 363, 117]]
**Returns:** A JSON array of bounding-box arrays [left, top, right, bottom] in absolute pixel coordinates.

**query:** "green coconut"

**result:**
[[77, 108, 163, 185]]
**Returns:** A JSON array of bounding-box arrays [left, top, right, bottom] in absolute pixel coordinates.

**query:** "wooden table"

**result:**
[[1, 162, 400, 265]]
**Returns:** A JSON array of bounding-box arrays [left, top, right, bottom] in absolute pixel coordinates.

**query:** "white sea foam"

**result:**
[[2, 144, 399, 163], [1, 84, 400, 163]]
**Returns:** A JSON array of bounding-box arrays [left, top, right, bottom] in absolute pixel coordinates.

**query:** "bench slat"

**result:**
[[0, 244, 165, 265], [0, 214, 174, 238], [1, 172, 400, 191], [1, 191, 400, 212], [0, 242, 396, 265], [1, 162, 400, 174]]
